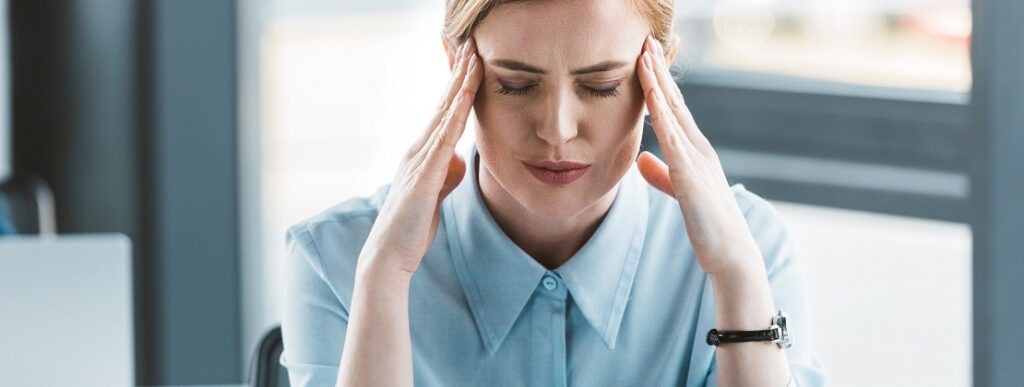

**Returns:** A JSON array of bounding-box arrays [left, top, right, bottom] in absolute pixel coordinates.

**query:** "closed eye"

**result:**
[[496, 84, 536, 96], [495, 83, 622, 98], [584, 85, 621, 98]]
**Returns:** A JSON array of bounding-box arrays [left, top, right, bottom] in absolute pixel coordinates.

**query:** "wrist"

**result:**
[[699, 236, 766, 279], [355, 253, 414, 294]]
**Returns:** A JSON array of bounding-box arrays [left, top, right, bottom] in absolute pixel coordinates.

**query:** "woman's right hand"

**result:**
[[357, 38, 482, 279]]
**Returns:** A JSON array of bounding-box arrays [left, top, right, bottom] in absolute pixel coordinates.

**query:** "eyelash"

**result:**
[[496, 84, 621, 98]]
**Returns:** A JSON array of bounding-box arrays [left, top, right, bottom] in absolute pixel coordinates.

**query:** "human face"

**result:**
[[469, 0, 650, 219]]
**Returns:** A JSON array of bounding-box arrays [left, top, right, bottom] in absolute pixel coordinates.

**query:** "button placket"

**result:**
[[542, 275, 558, 291], [535, 272, 568, 386]]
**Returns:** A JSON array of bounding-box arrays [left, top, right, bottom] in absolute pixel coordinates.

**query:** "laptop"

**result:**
[[0, 234, 134, 387]]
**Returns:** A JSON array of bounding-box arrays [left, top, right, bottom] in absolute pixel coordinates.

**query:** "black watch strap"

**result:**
[[706, 310, 791, 347], [705, 326, 781, 346]]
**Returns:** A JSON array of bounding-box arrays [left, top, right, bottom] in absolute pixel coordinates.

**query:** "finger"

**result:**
[[435, 50, 481, 149], [422, 45, 482, 173], [636, 151, 675, 197], [645, 37, 702, 148], [645, 36, 684, 103], [638, 49, 696, 171], [645, 36, 714, 156], [437, 38, 475, 112], [409, 38, 474, 154]]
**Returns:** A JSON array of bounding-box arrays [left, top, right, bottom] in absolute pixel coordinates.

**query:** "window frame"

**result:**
[[643, 67, 970, 222]]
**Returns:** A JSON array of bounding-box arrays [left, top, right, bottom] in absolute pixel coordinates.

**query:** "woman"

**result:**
[[281, 0, 826, 386]]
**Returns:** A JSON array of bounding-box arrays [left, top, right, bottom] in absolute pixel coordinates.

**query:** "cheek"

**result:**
[[473, 100, 518, 148], [472, 102, 526, 182], [590, 77, 645, 127], [608, 124, 643, 170], [592, 85, 645, 146], [596, 96, 645, 173]]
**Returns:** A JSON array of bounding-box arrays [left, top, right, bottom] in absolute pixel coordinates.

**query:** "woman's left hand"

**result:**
[[634, 35, 764, 278]]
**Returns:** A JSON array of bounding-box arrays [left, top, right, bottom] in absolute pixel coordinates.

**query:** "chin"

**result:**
[[511, 179, 603, 219], [518, 194, 591, 219]]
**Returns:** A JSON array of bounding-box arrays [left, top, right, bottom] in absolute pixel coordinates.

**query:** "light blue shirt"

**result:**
[[281, 142, 826, 386]]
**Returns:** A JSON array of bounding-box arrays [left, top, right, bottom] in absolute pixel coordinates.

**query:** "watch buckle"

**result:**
[[768, 324, 783, 343]]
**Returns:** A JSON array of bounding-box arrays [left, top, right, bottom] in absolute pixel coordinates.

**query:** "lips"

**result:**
[[522, 160, 591, 185]]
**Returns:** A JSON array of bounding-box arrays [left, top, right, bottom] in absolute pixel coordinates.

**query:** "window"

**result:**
[[676, 0, 970, 91], [244, 3, 464, 361], [669, 2, 974, 384]]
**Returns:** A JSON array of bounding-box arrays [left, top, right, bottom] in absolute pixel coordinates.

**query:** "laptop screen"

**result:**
[[0, 234, 134, 387]]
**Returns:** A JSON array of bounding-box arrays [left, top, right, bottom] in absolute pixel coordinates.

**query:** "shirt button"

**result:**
[[542, 275, 558, 290]]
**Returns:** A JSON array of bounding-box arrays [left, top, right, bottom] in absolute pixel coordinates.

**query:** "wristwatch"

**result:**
[[706, 310, 792, 348]]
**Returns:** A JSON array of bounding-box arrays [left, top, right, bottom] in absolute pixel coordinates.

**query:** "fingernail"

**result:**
[[467, 37, 476, 55], [643, 52, 653, 71]]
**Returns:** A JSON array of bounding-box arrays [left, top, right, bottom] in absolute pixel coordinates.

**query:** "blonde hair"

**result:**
[[444, 0, 678, 52]]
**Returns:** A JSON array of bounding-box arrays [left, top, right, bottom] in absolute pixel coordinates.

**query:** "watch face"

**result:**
[[706, 330, 720, 346], [777, 311, 793, 348]]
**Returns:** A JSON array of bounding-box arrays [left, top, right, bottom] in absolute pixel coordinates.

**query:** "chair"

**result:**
[[249, 326, 290, 387], [0, 170, 57, 234]]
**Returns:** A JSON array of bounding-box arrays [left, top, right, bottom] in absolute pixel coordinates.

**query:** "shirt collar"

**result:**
[[442, 142, 649, 354]]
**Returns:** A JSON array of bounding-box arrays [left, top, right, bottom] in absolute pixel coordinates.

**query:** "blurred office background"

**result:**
[[2, 0, 1021, 386]]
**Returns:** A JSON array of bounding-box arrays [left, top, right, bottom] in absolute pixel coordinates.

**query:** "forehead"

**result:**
[[473, 0, 650, 70]]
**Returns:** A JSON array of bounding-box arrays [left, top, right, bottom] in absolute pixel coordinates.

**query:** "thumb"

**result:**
[[636, 151, 675, 197], [438, 153, 467, 204]]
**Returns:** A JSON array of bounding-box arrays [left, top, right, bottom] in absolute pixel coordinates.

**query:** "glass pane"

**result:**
[[773, 200, 971, 386], [258, 4, 459, 322], [676, 0, 971, 91]]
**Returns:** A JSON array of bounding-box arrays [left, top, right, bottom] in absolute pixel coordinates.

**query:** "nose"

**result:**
[[535, 86, 579, 145]]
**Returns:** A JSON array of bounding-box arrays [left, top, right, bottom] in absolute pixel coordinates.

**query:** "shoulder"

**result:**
[[730, 183, 782, 223], [643, 180, 781, 232], [285, 183, 392, 307], [287, 183, 390, 247]]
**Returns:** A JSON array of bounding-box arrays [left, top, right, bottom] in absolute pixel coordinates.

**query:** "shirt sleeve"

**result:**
[[280, 225, 348, 387], [703, 186, 828, 387]]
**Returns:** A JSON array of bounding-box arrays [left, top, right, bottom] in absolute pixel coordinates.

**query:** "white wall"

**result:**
[[775, 201, 971, 386]]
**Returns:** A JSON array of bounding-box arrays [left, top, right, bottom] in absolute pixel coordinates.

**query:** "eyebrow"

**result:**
[[490, 59, 629, 75]]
